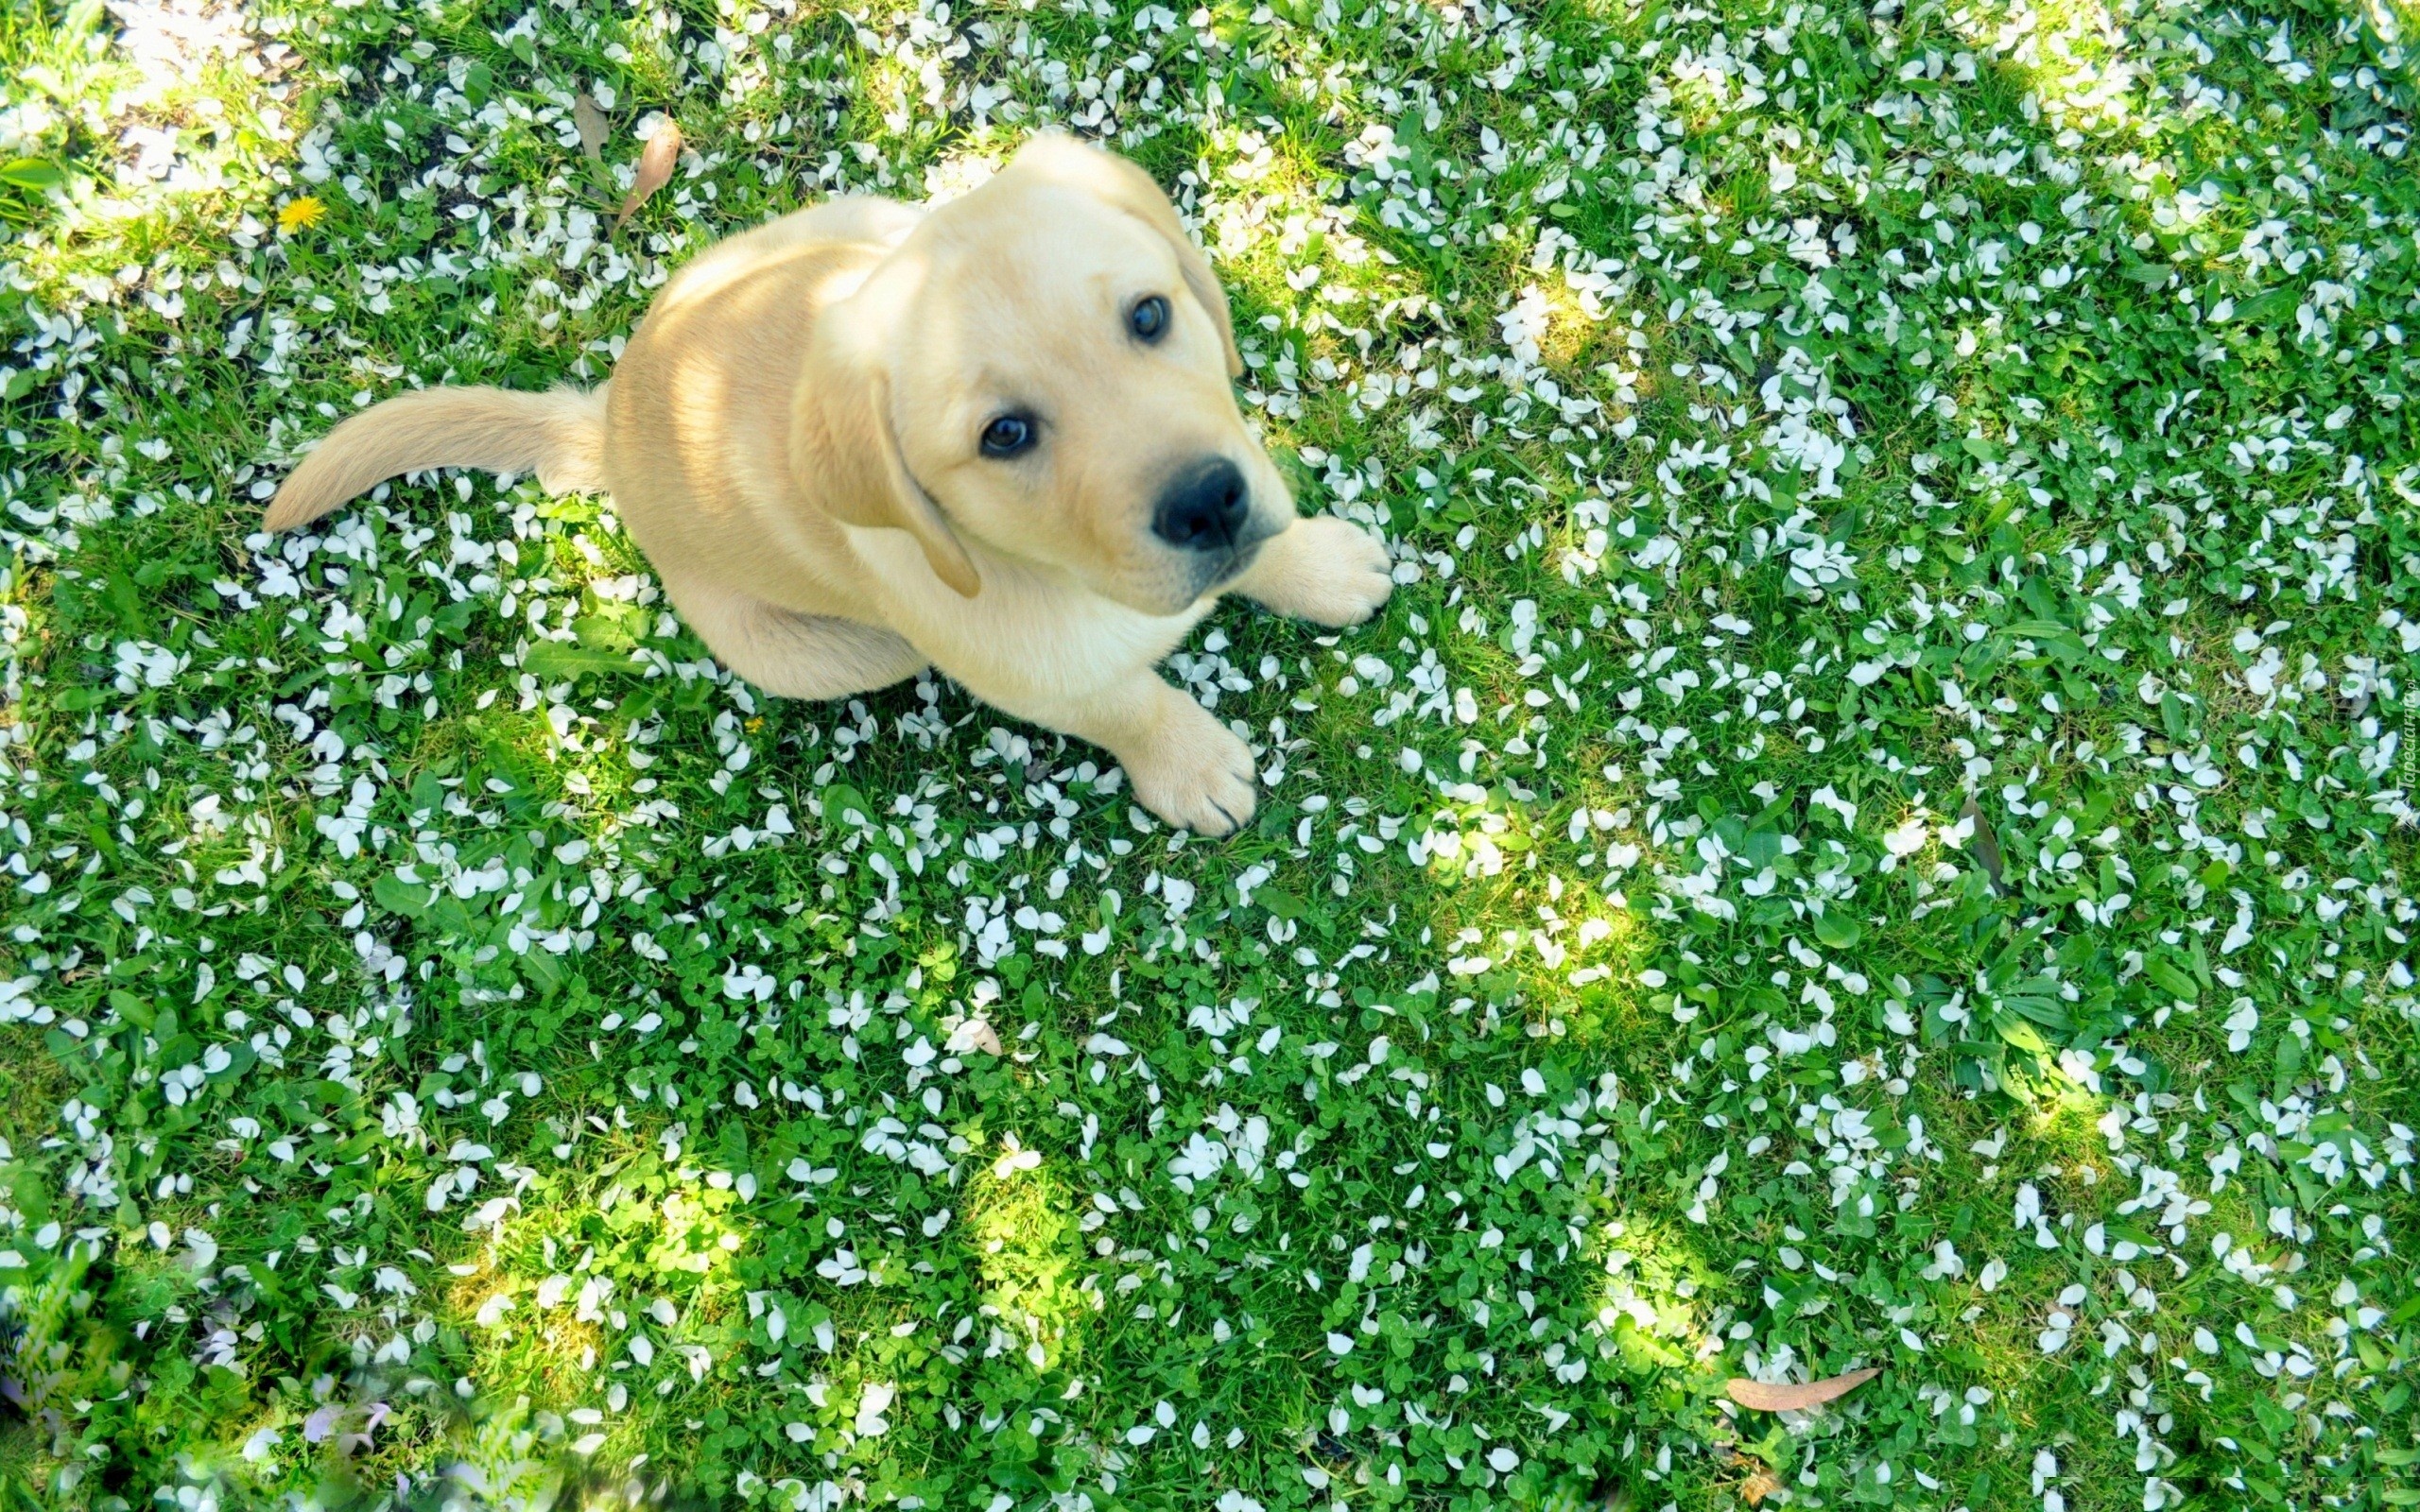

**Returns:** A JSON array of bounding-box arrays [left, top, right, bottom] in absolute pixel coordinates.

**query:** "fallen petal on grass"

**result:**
[[948, 1020, 1004, 1057]]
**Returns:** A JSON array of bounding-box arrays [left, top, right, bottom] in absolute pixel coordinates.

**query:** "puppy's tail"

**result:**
[[262, 383, 610, 532]]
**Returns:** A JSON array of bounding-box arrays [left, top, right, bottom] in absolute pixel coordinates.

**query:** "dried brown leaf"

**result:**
[[614, 120, 682, 232], [1962, 796, 2009, 895], [571, 93, 608, 163], [1723, 1367, 1879, 1412], [1739, 1470, 1783, 1506]]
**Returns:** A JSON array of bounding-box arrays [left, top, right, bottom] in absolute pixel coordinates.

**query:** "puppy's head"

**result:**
[[812, 134, 1288, 614]]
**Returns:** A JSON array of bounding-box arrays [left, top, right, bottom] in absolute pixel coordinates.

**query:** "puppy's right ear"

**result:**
[[794, 336, 981, 598]]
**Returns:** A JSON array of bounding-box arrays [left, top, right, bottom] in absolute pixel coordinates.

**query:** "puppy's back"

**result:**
[[601, 225, 905, 615]]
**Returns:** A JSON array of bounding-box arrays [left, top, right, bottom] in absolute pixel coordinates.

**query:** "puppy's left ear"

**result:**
[[794, 317, 982, 598], [1012, 133, 1244, 380]]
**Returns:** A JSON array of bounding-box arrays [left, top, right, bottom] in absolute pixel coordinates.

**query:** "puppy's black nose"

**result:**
[[1151, 457, 1251, 552]]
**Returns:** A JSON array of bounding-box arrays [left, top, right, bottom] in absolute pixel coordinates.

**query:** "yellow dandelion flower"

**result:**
[[277, 196, 327, 234]]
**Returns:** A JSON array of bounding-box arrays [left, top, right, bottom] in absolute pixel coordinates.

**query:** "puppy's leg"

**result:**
[[990, 671, 1258, 836], [662, 574, 925, 699], [1232, 514, 1393, 627]]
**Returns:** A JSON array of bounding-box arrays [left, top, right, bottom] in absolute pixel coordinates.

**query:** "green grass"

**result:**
[[1, 0, 2417, 1508]]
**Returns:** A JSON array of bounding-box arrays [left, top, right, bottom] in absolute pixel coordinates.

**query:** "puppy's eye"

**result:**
[[979, 414, 1034, 457], [1129, 295, 1170, 343]]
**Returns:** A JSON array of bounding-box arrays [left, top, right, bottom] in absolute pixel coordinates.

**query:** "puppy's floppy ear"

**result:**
[[1011, 132, 1244, 380], [796, 338, 981, 598]]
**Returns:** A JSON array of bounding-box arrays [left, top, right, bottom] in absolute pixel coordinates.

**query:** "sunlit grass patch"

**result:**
[[959, 1136, 1088, 1375]]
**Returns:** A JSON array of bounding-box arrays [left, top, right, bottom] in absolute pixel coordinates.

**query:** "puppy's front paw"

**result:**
[[1249, 515, 1392, 627], [1123, 696, 1258, 836]]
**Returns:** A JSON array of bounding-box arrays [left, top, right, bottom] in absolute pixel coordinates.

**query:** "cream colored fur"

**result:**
[[263, 385, 609, 527], [263, 134, 1392, 835]]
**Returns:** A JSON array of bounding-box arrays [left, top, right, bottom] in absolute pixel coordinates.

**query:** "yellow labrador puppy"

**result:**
[[265, 133, 1391, 834]]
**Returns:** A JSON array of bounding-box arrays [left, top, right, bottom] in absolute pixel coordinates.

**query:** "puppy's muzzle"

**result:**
[[1152, 456, 1252, 553]]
